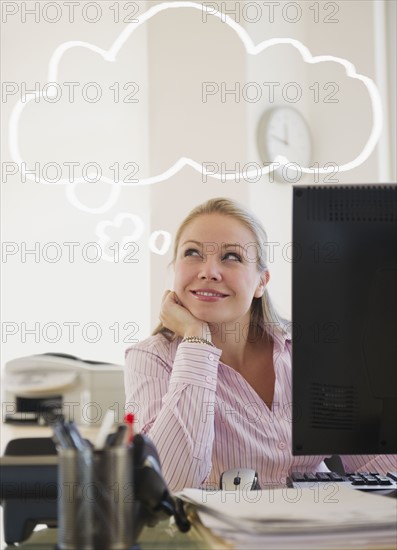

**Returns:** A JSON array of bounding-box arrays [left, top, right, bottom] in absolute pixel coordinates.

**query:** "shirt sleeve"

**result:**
[[339, 454, 397, 475], [124, 339, 222, 492]]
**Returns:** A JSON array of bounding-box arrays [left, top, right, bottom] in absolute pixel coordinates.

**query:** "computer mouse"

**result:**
[[220, 468, 260, 490]]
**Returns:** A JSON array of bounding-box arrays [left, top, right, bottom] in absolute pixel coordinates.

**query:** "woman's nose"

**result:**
[[198, 258, 222, 281]]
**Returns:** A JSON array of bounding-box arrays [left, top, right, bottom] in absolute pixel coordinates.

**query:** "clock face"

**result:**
[[258, 107, 312, 170]]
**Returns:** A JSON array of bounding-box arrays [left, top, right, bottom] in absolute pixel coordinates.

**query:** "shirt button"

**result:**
[[208, 353, 215, 361], [206, 376, 213, 383], [280, 476, 287, 484], [278, 442, 286, 450]]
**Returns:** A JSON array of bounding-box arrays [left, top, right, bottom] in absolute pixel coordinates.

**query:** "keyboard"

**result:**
[[288, 471, 397, 492]]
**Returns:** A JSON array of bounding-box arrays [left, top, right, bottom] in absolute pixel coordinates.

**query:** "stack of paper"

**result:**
[[178, 486, 397, 549]]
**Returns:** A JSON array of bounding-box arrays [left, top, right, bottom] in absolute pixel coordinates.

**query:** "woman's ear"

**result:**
[[254, 271, 270, 298]]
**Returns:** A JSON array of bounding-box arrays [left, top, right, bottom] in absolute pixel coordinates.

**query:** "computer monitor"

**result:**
[[292, 185, 397, 456]]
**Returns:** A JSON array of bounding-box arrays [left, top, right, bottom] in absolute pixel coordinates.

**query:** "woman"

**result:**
[[124, 197, 395, 492]]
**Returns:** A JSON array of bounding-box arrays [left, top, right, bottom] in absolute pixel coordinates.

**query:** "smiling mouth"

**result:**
[[191, 290, 228, 298]]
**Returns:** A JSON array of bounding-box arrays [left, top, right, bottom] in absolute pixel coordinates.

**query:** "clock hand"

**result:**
[[283, 124, 289, 146], [270, 134, 288, 146]]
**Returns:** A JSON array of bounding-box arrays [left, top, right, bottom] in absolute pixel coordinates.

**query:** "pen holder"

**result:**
[[57, 446, 134, 550]]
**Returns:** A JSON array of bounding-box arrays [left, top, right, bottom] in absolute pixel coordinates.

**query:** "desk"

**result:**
[[2, 426, 396, 550], [3, 518, 222, 550]]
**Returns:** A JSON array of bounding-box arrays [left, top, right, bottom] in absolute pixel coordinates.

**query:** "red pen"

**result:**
[[124, 413, 135, 445]]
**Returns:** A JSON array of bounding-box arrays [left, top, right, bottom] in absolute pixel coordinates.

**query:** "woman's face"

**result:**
[[173, 213, 268, 329]]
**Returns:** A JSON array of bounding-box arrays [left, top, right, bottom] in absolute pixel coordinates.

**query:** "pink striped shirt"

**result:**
[[124, 332, 396, 492]]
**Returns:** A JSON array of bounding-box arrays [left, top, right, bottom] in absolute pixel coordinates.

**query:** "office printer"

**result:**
[[3, 353, 126, 425]]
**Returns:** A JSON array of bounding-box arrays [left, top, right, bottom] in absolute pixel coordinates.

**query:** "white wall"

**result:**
[[1, 0, 395, 370], [1, 1, 151, 367]]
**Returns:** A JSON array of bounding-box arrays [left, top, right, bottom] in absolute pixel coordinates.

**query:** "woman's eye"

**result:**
[[184, 248, 201, 257], [223, 252, 242, 261]]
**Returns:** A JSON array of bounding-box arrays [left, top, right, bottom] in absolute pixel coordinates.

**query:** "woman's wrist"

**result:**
[[181, 335, 214, 347], [183, 323, 211, 341]]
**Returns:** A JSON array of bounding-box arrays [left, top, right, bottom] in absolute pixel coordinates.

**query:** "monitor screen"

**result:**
[[292, 185, 397, 455]]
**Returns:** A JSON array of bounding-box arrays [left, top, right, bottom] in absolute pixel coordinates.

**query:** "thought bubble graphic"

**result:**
[[96, 213, 144, 262], [8, 1, 383, 204], [95, 216, 172, 262]]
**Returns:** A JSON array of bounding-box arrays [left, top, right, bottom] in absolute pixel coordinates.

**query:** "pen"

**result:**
[[94, 409, 116, 449], [106, 425, 127, 447], [52, 419, 75, 449], [67, 421, 91, 452], [124, 413, 135, 445]]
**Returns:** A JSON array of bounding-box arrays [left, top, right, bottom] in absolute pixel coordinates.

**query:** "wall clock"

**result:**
[[257, 106, 312, 180]]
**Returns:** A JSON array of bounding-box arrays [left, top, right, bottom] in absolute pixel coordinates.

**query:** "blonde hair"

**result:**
[[153, 197, 285, 341]]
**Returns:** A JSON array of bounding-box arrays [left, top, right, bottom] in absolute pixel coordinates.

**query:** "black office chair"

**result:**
[[4, 437, 57, 456], [1, 437, 58, 545]]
